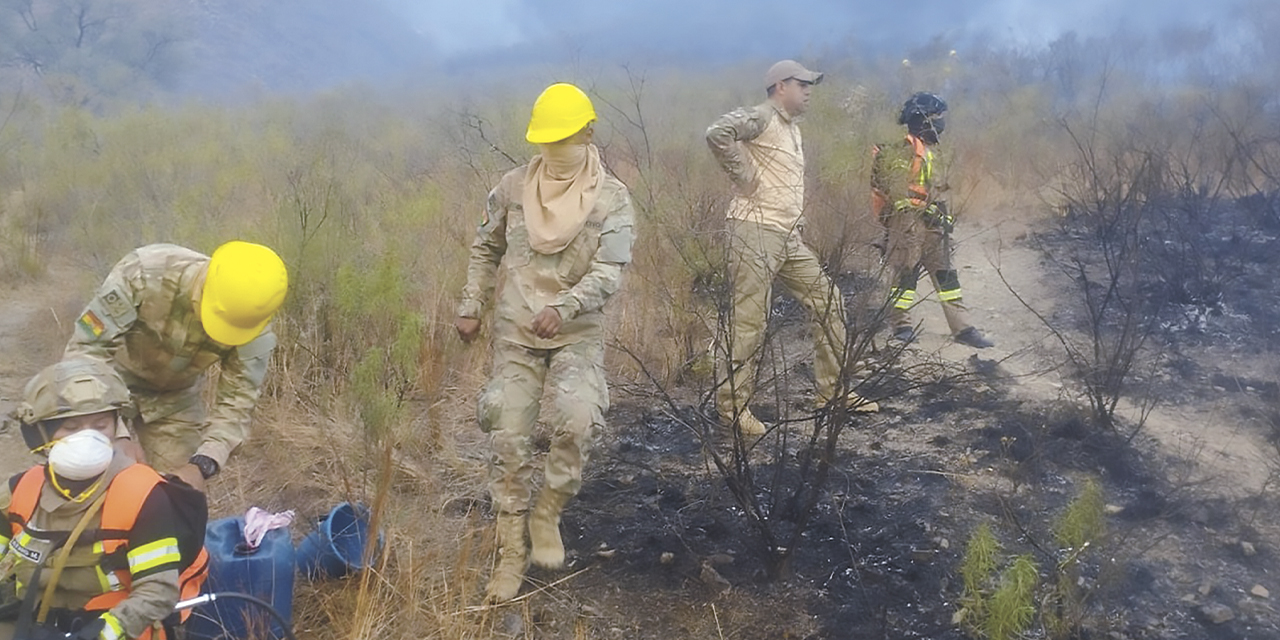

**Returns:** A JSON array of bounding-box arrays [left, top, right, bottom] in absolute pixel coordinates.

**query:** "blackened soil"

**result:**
[[539, 364, 1280, 639], [510, 195, 1280, 639], [566, 404, 966, 640]]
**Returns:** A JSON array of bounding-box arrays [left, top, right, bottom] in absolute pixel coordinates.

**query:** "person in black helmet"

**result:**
[[871, 92, 993, 348]]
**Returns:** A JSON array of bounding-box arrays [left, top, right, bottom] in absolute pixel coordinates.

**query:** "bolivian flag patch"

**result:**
[[78, 310, 106, 337]]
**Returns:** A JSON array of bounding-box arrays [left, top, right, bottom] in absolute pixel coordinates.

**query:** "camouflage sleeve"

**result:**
[[705, 105, 770, 189], [457, 185, 509, 318], [870, 144, 893, 224], [64, 254, 143, 362], [877, 142, 916, 211], [551, 190, 635, 321], [870, 144, 889, 197], [196, 330, 275, 468]]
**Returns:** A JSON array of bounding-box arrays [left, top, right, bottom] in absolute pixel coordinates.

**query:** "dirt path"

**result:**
[[944, 215, 1277, 500], [0, 266, 90, 477]]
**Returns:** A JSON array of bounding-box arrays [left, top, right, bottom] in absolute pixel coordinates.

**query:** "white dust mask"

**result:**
[[48, 429, 113, 481]]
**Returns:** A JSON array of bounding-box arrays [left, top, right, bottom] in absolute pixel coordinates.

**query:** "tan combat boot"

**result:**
[[720, 409, 766, 436], [529, 489, 573, 569], [818, 390, 880, 413], [736, 410, 767, 435], [485, 512, 528, 603]]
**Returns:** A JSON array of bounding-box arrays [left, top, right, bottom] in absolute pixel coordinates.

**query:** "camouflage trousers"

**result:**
[[885, 214, 972, 335], [130, 386, 205, 474], [717, 219, 847, 416], [478, 338, 609, 516]]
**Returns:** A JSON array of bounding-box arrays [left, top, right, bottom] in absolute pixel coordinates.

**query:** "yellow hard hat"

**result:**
[[200, 241, 288, 346], [526, 83, 596, 144]]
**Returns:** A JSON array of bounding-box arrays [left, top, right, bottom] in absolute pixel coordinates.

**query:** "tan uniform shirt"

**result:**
[[706, 101, 807, 233], [65, 244, 276, 467], [0, 455, 181, 639], [458, 164, 635, 349]]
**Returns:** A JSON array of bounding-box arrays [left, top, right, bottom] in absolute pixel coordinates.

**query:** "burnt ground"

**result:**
[[484, 197, 1280, 639], [535, 373, 1276, 640]]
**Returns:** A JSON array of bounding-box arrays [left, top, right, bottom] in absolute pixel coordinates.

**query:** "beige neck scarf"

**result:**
[[522, 143, 603, 254]]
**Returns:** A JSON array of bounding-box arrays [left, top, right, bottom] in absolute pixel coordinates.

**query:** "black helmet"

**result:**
[[898, 92, 948, 142]]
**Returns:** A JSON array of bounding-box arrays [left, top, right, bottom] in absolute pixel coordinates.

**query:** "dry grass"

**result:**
[[3, 48, 1278, 638]]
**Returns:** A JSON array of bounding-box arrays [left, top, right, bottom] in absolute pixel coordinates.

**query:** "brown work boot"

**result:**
[[819, 390, 880, 413], [485, 512, 528, 603], [529, 489, 573, 569]]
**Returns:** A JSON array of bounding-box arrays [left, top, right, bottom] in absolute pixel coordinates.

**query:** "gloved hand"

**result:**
[[69, 617, 105, 640], [921, 202, 955, 233]]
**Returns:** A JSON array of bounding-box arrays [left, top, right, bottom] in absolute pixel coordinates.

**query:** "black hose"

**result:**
[[184, 592, 299, 640]]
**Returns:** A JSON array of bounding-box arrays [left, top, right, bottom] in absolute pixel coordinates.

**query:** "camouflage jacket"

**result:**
[[457, 163, 635, 349], [706, 100, 806, 232], [65, 244, 275, 468]]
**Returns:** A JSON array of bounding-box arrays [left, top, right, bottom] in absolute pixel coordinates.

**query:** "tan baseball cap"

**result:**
[[765, 60, 823, 90]]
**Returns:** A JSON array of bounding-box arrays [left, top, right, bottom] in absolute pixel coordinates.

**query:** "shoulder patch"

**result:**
[[78, 310, 106, 337], [100, 286, 132, 320]]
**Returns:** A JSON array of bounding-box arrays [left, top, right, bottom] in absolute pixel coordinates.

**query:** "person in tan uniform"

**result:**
[[706, 60, 878, 437], [454, 83, 635, 603], [0, 358, 190, 640], [64, 241, 288, 491], [871, 92, 992, 348]]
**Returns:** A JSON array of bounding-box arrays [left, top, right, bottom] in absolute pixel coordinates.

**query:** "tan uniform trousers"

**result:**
[[478, 339, 608, 516], [717, 219, 847, 416], [885, 214, 973, 334]]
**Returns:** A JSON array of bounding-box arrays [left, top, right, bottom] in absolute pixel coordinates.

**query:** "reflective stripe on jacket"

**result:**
[[6, 463, 199, 639]]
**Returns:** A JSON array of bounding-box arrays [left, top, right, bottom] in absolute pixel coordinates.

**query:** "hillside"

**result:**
[[179, 0, 433, 95], [0, 0, 433, 102]]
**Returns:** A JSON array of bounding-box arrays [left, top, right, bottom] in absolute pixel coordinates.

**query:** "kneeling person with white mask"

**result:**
[[0, 358, 204, 640]]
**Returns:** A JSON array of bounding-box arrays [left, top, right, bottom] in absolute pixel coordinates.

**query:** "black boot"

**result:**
[[892, 326, 917, 343], [954, 327, 994, 348]]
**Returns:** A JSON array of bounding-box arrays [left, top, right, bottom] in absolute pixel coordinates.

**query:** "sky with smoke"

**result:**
[[5, 0, 1253, 100], [405, 0, 1236, 61]]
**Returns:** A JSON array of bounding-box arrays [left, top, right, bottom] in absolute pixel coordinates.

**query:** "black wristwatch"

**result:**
[[188, 454, 220, 480]]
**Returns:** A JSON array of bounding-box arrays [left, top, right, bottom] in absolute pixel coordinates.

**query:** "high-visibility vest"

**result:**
[[902, 134, 933, 209], [7, 464, 209, 638], [871, 135, 934, 216]]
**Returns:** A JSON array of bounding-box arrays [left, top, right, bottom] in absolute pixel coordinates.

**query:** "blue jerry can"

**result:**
[[185, 516, 295, 640]]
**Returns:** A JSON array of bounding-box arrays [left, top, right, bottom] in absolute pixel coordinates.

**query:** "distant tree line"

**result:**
[[0, 0, 189, 105]]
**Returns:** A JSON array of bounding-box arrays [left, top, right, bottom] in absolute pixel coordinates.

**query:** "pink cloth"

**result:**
[[243, 507, 295, 548]]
